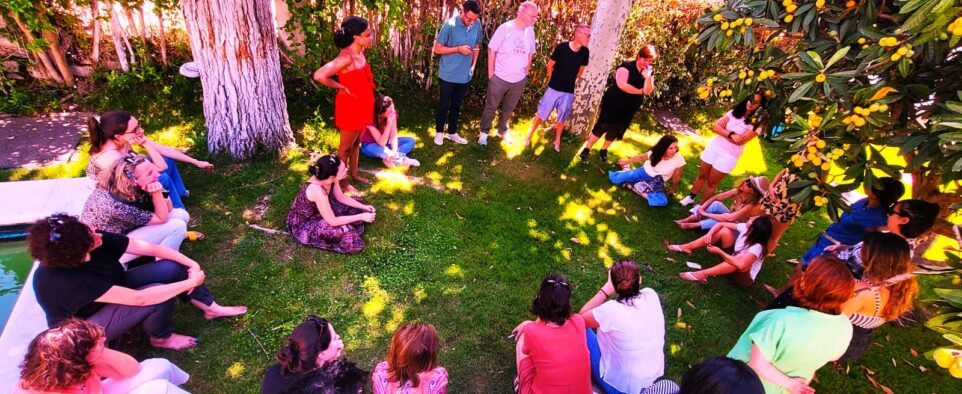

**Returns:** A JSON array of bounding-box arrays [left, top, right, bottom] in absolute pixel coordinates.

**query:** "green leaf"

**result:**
[[824, 46, 851, 69], [940, 132, 962, 142], [806, 50, 825, 69], [935, 288, 962, 309], [752, 18, 780, 27], [899, 0, 933, 14], [899, 135, 927, 155], [899, 57, 911, 78], [782, 72, 815, 80], [945, 333, 962, 346], [789, 81, 815, 102], [946, 101, 962, 114], [954, 157, 962, 172]]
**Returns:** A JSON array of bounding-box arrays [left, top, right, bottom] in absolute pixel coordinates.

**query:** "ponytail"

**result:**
[[88, 111, 132, 154]]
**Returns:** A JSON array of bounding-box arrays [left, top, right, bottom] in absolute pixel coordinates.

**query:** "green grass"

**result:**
[[8, 88, 961, 392]]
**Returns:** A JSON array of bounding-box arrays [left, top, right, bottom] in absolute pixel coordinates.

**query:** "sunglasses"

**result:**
[[545, 278, 570, 288], [47, 215, 66, 242], [889, 207, 910, 218]]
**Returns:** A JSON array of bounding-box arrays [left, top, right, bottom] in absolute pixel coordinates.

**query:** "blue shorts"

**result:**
[[536, 87, 575, 122]]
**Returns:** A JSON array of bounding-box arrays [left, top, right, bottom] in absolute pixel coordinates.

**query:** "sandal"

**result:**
[[668, 244, 691, 254], [185, 231, 205, 241], [679, 271, 707, 284]]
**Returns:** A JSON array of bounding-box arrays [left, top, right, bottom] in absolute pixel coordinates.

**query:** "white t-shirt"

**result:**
[[642, 152, 686, 181], [488, 20, 537, 83], [705, 111, 755, 158], [593, 288, 665, 394], [734, 222, 765, 280]]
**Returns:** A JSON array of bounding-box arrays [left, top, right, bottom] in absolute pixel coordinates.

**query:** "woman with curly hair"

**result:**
[[607, 135, 686, 206], [15, 318, 189, 393], [261, 315, 367, 394], [372, 322, 448, 393], [512, 274, 591, 393]]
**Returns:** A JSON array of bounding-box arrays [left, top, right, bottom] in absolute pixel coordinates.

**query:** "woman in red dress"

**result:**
[[313, 16, 375, 194]]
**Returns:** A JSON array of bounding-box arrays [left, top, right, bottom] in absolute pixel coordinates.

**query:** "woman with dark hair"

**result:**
[[675, 176, 769, 231], [286, 154, 376, 254], [673, 215, 774, 286], [579, 45, 657, 163], [360, 95, 420, 167], [678, 357, 763, 394], [15, 319, 190, 393], [579, 260, 677, 394], [313, 16, 376, 194], [261, 315, 367, 394], [800, 177, 904, 266], [680, 91, 767, 206], [372, 322, 448, 393], [829, 199, 941, 275], [81, 154, 194, 263], [28, 214, 246, 350], [607, 135, 685, 206], [728, 256, 854, 394], [86, 110, 212, 209], [512, 274, 591, 393]]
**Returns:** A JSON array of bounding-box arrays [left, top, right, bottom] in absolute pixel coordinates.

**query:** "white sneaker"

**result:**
[[679, 195, 695, 207], [478, 133, 488, 145], [499, 131, 513, 144], [434, 133, 444, 146], [446, 133, 468, 144]]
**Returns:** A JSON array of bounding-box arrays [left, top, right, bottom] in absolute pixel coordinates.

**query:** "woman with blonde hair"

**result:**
[[675, 176, 768, 230], [372, 322, 448, 393]]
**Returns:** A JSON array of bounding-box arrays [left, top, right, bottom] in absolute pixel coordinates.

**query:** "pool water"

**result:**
[[0, 240, 31, 332]]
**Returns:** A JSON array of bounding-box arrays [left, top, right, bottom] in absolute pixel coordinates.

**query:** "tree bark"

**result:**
[[109, 5, 130, 71], [180, 0, 293, 160], [42, 30, 75, 86], [156, 8, 168, 65], [10, 13, 64, 84], [91, 0, 102, 64], [137, 5, 150, 58], [567, 0, 632, 135]]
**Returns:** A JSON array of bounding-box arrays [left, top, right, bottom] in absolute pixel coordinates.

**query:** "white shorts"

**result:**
[[700, 146, 740, 174]]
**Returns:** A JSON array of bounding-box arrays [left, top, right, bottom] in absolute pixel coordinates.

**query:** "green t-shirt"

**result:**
[[727, 306, 852, 393]]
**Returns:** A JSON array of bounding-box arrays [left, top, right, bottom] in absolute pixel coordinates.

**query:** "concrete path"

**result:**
[[0, 112, 91, 169], [650, 108, 701, 137]]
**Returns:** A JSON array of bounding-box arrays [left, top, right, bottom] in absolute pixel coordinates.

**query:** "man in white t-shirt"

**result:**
[[478, 1, 539, 146]]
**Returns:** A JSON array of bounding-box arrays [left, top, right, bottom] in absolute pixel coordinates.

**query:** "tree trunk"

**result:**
[[10, 13, 64, 84], [156, 8, 168, 65], [109, 6, 130, 71], [91, 0, 102, 64], [567, 0, 632, 135], [180, 0, 293, 160], [42, 30, 75, 86], [137, 5, 150, 58]]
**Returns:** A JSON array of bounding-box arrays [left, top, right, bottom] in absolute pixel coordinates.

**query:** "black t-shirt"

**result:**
[[33, 231, 129, 326], [597, 60, 648, 124], [547, 42, 590, 93], [261, 364, 299, 394]]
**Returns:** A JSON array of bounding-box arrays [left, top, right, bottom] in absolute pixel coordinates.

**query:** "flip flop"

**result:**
[[185, 231, 205, 241], [679, 271, 707, 284], [668, 244, 691, 254]]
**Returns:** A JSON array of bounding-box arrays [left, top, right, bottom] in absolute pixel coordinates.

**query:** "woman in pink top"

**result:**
[[680, 91, 767, 207], [513, 274, 591, 394], [372, 322, 448, 394]]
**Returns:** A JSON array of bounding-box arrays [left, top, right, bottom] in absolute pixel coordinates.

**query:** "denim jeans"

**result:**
[[436, 80, 470, 135], [151, 156, 187, 209], [360, 136, 416, 160], [698, 201, 731, 230], [586, 328, 626, 394]]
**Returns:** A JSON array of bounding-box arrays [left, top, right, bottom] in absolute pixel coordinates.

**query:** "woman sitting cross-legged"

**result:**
[[728, 256, 855, 394], [287, 154, 376, 254], [15, 319, 191, 394], [261, 315, 367, 394], [579, 260, 678, 394], [673, 215, 773, 286], [81, 154, 199, 264], [513, 274, 591, 393], [608, 135, 685, 206], [28, 214, 246, 350], [677, 357, 763, 394], [675, 176, 768, 231], [372, 322, 448, 393], [361, 95, 420, 168]]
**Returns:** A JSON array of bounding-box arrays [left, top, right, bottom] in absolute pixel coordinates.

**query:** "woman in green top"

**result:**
[[728, 256, 855, 394]]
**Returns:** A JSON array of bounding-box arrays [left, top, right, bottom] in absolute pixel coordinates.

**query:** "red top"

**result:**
[[334, 63, 376, 132], [521, 314, 592, 393]]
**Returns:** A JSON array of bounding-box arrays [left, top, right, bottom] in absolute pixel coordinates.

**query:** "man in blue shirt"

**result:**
[[433, 0, 483, 146]]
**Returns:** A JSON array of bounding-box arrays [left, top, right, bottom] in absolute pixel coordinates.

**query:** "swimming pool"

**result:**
[[0, 239, 30, 332]]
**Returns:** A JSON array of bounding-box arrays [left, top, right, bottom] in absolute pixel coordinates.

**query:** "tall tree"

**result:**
[[180, 0, 293, 160], [567, 0, 633, 134]]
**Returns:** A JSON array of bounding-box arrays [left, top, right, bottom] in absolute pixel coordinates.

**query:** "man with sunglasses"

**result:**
[[523, 25, 591, 152], [433, 0, 483, 146]]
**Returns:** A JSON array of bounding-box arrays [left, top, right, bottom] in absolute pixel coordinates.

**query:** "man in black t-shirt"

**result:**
[[523, 25, 591, 152]]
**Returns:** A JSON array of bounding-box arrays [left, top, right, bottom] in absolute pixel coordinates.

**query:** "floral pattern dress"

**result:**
[[286, 183, 366, 254]]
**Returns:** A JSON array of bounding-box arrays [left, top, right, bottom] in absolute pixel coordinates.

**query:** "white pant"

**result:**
[[102, 358, 190, 394], [121, 208, 190, 263]]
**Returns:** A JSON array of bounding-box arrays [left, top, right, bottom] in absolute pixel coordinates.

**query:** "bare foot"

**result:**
[[150, 333, 197, 350], [763, 283, 780, 297], [553, 140, 561, 152], [351, 175, 371, 185], [202, 303, 248, 320], [523, 138, 532, 147], [342, 183, 361, 195], [668, 244, 692, 254], [383, 158, 396, 168]]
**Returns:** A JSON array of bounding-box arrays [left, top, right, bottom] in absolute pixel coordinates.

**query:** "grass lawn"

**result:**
[[5, 89, 961, 393]]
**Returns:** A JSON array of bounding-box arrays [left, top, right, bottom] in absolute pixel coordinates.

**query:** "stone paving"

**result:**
[[0, 112, 91, 169]]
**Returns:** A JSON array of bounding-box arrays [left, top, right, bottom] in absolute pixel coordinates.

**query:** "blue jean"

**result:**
[[698, 201, 731, 230], [608, 167, 655, 185], [126, 259, 215, 306], [586, 328, 626, 394], [151, 156, 186, 209], [360, 137, 416, 160]]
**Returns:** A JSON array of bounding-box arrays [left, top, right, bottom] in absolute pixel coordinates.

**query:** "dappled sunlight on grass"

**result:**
[[152, 124, 199, 148], [499, 130, 528, 159], [369, 170, 416, 194], [226, 362, 246, 379], [435, 151, 455, 166], [729, 138, 768, 176], [353, 276, 408, 337], [445, 264, 465, 278], [360, 276, 389, 319]]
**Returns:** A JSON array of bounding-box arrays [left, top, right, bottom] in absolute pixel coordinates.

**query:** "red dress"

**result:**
[[334, 63, 376, 132]]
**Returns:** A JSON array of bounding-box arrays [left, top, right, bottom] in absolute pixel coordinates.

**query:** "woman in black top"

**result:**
[[579, 45, 658, 163], [27, 214, 246, 350], [262, 315, 367, 394]]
